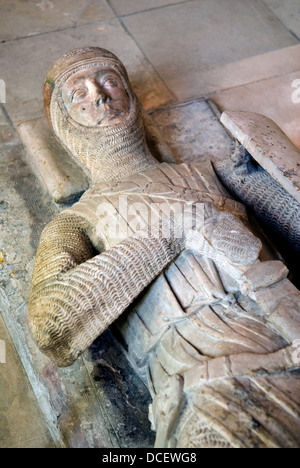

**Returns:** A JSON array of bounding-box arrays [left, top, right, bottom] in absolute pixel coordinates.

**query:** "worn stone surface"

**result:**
[[123, 0, 298, 100], [0, 315, 54, 448], [173, 44, 300, 99], [150, 100, 233, 167], [242, 261, 289, 293], [249, 278, 300, 316], [264, 0, 300, 40], [221, 110, 300, 203], [268, 295, 300, 343], [109, 0, 190, 16], [0, 0, 115, 42], [0, 138, 59, 448]]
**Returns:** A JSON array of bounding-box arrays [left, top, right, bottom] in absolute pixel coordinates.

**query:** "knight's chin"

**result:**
[[98, 112, 126, 127]]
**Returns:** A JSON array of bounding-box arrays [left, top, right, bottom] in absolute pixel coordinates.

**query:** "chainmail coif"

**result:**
[[44, 46, 157, 183]]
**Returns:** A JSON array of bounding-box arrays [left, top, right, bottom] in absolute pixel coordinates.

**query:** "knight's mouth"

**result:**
[[98, 110, 123, 125]]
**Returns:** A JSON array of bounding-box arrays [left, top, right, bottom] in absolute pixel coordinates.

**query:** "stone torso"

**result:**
[[67, 162, 245, 251]]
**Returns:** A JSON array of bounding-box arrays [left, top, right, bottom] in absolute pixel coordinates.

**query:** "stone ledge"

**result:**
[[17, 117, 89, 204], [221, 110, 300, 204]]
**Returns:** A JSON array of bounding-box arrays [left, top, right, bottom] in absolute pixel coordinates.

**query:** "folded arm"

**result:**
[[29, 202, 262, 367], [29, 211, 184, 367]]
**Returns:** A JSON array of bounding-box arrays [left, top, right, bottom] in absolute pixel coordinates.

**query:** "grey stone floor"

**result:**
[[0, 315, 55, 448], [0, 0, 300, 448]]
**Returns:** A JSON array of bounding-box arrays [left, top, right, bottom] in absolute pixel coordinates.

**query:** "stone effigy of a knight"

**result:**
[[28, 47, 300, 448]]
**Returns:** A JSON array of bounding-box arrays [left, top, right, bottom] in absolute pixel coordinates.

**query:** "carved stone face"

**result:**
[[62, 67, 130, 127]]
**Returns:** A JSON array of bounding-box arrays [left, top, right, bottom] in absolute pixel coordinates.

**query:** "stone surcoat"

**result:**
[[66, 162, 300, 448]]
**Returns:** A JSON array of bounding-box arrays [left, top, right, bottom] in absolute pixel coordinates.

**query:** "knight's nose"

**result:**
[[95, 88, 110, 107]]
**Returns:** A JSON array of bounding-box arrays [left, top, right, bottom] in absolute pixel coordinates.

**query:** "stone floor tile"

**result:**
[[171, 44, 300, 100], [123, 0, 297, 99], [109, 0, 189, 16], [263, 0, 300, 40], [0, 315, 54, 448], [0, 0, 115, 42], [212, 70, 300, 150], [0, 20, 173, 125]]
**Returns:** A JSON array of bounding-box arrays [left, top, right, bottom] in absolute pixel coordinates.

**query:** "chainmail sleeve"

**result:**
[[214, 147, 300, 253], [28, 211, 184, 367]]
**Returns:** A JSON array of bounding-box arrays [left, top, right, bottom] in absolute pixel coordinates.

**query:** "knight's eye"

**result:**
[[72, 89, 87, 102], [103, 78, 118, 87]]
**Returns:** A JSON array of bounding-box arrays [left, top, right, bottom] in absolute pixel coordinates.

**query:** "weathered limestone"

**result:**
[[241, 261, 289, 294], [25, 48, 300, 449], [264, 0, 300, 39]]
